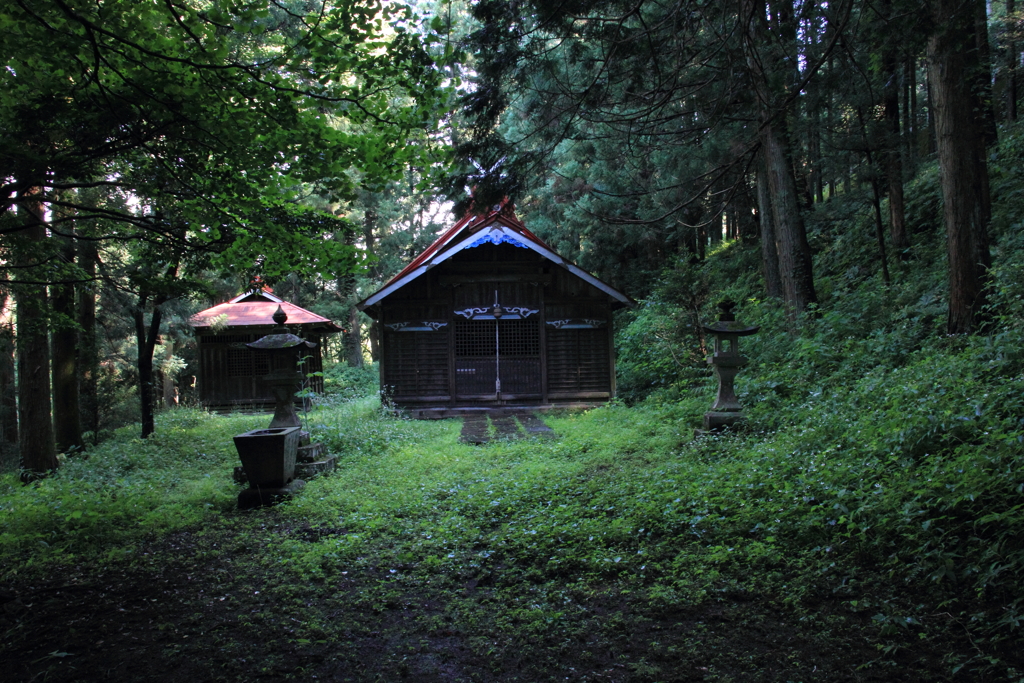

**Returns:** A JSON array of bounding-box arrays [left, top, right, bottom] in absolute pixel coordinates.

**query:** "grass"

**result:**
[[2, 356, 1020, 681], [4, 147, 1024, 678]]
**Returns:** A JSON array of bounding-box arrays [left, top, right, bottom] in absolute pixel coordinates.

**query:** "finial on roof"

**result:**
[[273, 305, 288, 327], [717, 300, 737, 322]]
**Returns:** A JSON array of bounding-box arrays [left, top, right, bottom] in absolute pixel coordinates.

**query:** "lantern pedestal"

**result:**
[[702, 411, 745, 431], [264, 370, 305, 428]]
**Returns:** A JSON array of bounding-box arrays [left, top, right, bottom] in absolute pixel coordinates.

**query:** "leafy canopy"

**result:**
[[1, 0, 451, 281]]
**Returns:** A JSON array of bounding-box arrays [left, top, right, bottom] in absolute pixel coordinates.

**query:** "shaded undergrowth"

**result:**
[[4, 129, 1024, 680], [1, 346, 1021, 681]]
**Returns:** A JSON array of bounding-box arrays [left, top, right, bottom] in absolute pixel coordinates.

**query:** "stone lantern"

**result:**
[[246, 305, 316, 429], [232, 306, 317, 509], [700, 300, 759, 433]]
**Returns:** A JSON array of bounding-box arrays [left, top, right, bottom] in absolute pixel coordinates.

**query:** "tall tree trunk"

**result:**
[[738, 176, 759, 241], [363, 216, 380, 280], [904, 55, 916, 168], [810, 116, 824, 204], [869, 177, 892, 286], [337, 225, 361, 367], [973, 0, 999, 146], [77, 237, 99, 443], [743, 0, 817, 314], [344, 207, 378, 369], [52, 230, 82, 454], [855, 106, 893, 286], [711, 185, 723, 245], [1008, 0, 1018, 121], [162, 340, 177, 408], [764, 125, 818, 312], [880, 10, 910, 258], [134, 294, 167, 439], [926, 68, 938, 155], [347, 307, 363, 367], [928, 0, 993, 333], [826, 51, 836, 201], [0, 293, 17, 445], [756, 161, 784, 299], [13, 192, 57, 478], [885, 135, 910, 259]]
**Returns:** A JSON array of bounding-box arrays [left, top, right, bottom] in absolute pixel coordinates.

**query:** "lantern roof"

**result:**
[[246, 333, 317, 350], [245, 305, 317, 350], [702, 321, 760, 336]]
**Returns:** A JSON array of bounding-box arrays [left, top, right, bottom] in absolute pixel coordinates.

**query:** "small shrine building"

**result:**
[[190, 291, 341, 409]]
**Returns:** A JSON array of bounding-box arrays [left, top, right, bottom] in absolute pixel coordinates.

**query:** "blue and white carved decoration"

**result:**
[[466, 230, 527, 250], [546, 318, 606, 329], [455, 290, 538, 320], [453, 307, 491, 319], [386, 321, 448, 332], [505, 306, 540, 318], [454, 306, 538, 320]]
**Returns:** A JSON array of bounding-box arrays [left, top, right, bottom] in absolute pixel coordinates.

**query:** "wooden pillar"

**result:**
[[539, 280, 548, 405]]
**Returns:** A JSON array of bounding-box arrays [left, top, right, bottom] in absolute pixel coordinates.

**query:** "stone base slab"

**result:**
[[297, 442, 325, 462], [295, 456, 336, 480], [694, 411, 746, 437], [237, 480, 306, 510]]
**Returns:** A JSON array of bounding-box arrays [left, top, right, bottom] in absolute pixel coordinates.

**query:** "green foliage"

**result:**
[[1, 341, 1022, 677], [6, 124, 1024, 677], [305, 393, 415, 460], [990, 120, 1024, 239], [598, 125, 1024, 676], [319, 361, 380, 399], [0, 409, 259, 575], [1, 0, 453, 283], [614, 257, 712, 403], [901, 162, 945, 237]]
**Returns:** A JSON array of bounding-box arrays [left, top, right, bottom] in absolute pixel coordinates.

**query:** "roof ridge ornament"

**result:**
[[272, 305, 288, 328], [468, 157, 507, 183]]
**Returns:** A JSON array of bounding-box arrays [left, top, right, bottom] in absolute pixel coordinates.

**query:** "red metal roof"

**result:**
[[190, 296, 340, 332], [382, 200, 554, 289], [358, 198, 633, 311]]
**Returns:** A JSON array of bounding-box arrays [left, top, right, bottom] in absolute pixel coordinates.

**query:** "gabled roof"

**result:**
[[190, 291, 341, 332], [359, 202, 634, 310], [230, 290, 283, 304]]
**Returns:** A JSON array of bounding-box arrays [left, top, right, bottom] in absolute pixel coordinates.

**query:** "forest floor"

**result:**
[[2, 516, 923, 683], [0, 404, 967, 683]]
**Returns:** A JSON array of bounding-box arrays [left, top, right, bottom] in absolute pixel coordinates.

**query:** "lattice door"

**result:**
[[454, 320, 497, 396], [496, 318, 541, 395], [454, 317, 541, 398]]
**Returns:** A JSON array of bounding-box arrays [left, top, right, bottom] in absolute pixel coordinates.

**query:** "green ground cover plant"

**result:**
[[4, 127, 1024, 683], [2, 331, 1021, 680]]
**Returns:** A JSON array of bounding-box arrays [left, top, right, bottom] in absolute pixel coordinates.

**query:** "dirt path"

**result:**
[[459, 412, 555, 444]]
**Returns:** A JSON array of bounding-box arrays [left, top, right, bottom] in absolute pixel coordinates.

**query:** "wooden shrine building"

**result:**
[[190, 291, 341, 409], [358, 203, 634, 414]]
